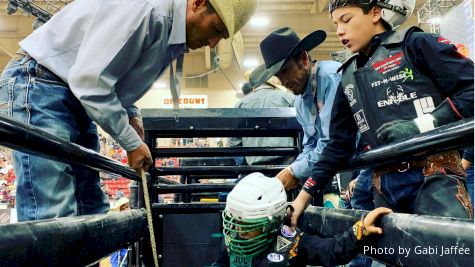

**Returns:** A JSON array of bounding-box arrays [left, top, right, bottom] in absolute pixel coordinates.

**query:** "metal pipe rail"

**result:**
[[154, 183, 235, 193], [153, 147, 299, 157], [347, 118, 474, 170], [0, 209, 148, 267], [151, 165, 286, 176], [302, 206, 474, 267], [0, 113, 141, 181]]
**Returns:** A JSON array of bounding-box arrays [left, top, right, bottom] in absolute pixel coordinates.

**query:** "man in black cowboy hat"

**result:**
[[250, 27, 347, 196]]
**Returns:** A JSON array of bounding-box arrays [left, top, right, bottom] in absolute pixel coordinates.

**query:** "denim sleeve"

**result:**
[[303, 83, 358, 196], [125, 104, 141, 118], [67, 9, 157, 151], [291, 65, 349, 182]]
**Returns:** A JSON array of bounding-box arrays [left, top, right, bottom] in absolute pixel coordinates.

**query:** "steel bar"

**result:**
[[0, 114, 141, 181], [302, 206, 474, 267], [347, 118, 474, 170], [154, 183, 235, 193], [151, 165, 286, 176], [152, 203, 226, 214], [153, 147, 299, 157], [142, 108, 301, 137], [0, 209, 148, 267]]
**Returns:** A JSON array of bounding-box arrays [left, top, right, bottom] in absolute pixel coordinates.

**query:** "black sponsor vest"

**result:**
[[340, 27, 443, 147]]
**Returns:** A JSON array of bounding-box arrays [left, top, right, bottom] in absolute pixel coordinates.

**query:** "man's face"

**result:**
[[186, 1, 230, 50], [331, 6, 380, 53], [276, 53, 311, 95]]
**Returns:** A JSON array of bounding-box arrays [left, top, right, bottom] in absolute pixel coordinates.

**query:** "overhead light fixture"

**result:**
[[429, 17, 441, 24], [242, 58, 259, 68], [153, 81, 167, 89], [250, 17, 269, 27]]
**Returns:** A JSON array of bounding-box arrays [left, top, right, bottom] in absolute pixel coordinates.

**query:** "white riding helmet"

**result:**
[[223, 173, 287, 256], [329, 0, 416, 29]]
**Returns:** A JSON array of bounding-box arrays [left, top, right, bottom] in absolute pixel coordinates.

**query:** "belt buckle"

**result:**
[[398, 162, 410, 172]]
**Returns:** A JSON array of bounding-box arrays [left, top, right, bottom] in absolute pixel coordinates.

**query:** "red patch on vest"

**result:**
[[372, 52, 403, 74]]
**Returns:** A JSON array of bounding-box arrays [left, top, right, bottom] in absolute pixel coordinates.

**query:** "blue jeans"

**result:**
[[466, 164, 474, 207], [374, 169, 423, 214], [0, 54, 109, 221], [351, 168, 374, 211]]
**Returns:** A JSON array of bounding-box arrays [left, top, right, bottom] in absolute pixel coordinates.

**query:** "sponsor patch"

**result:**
[[267, 253, 284, 263], [437, 36, 453, 45], [276, 236, 292, 252], [372, 52, 403, 74], [281, 225, 296, 238], [377, 85, 417, 107], [230, 254, 252, 267], [371, 68, 414, 88], [303, 178, 316, 190], [354, 110, 369, 133], [413, 96, 435, 117], [344, 84, 357, 107]]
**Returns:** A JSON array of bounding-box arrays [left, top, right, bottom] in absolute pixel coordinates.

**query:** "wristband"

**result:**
[[413, 114, 435, 133], [352, 216, 369, 241]]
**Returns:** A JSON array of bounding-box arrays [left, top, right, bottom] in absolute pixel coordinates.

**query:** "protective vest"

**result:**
[[229, 226, 302, 267], [339, 27, 444, 147]]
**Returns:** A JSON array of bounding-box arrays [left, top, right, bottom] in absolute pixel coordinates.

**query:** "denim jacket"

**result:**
[[290, 60, 342, 180]]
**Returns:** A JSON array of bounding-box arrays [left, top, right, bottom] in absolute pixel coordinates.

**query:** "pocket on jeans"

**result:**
[[0, 77, 15, 117]]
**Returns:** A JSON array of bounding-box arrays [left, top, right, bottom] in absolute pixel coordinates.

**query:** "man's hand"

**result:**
[[362, 207, 392, 236], [376, 120, 420, 144], [127, 143, 153, 174], [288, 190, 313, 230], [129, 116, 144, 141], [276, 167, 299, 190]]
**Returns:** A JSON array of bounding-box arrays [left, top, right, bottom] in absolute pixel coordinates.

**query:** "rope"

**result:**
[[141, 170, 159, 267]]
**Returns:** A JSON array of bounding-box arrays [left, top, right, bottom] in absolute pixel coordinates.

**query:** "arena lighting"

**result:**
[[153, 81, 167, 89], [429, 17, 441, 24], [242, 58, 259, 68], [249, 17, 269, 27]]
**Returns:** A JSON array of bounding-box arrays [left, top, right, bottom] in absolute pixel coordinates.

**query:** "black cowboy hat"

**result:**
[[249, 27, 326, 88]]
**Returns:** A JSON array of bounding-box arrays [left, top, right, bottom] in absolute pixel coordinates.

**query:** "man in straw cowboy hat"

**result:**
[[0, 0, 257, 222], [249, 27, 346, 198], [229, 68, 295, 166]]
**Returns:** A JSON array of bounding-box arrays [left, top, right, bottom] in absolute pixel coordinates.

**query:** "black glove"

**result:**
[[377, 98, 462, 145], [377, 120, 420, 144]]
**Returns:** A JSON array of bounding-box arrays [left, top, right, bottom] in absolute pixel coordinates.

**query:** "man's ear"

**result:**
[[300, 51, 310, 67], [191, 0, 207, 11]]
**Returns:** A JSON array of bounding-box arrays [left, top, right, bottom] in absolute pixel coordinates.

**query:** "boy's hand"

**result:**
[[288, 191, 313, 230], [362, 207, 392, 236], [376, 120, 419, 144]]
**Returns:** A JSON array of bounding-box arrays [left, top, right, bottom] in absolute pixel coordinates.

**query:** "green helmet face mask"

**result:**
[[222, 211, 282, 257], [221, 173, 288, 258]]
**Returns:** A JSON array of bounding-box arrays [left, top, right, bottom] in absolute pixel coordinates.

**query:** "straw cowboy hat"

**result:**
[[209, 0, 258, 67], [250, 27, 326, 88], [111, 197, 129, 212], [244, 68, 287, 91]]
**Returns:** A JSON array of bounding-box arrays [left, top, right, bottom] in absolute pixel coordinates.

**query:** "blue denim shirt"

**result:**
[[290, 60, 342, 179], [19, 0, 187, 151]]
